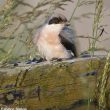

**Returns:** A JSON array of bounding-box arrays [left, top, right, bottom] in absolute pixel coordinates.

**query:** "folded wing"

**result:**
[[59, 26, 79, 57]]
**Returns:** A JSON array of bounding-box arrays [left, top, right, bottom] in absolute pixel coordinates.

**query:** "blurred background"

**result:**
[[0, 0, 110, 62]]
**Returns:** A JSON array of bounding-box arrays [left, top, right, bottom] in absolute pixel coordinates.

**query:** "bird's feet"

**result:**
[[26, 57, 46, 64]]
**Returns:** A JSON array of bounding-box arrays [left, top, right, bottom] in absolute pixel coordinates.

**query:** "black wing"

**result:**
[[59, 26, 79, 57]]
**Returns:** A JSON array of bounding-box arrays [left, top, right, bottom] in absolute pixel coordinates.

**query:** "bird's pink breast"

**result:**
[[36, 25, 72, 60]]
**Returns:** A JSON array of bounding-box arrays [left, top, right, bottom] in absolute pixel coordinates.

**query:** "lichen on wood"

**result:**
[[0, 57, 108, 110]]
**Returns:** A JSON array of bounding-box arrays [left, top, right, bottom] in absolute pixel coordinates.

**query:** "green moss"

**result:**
[[0, 58, 107, 110]]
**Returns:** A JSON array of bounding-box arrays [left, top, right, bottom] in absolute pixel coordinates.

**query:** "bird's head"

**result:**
[[48, 14, 67, 25], [45, 13, 69, 32]]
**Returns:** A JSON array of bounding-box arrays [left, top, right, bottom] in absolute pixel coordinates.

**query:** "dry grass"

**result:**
[[90, 0, 104, 55]]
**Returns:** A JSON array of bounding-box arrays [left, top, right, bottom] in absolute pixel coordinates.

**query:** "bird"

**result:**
[[33, 13, 79, 61]]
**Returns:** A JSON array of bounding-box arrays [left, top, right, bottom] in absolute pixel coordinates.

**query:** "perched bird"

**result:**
[[33, 13, 79, 61]]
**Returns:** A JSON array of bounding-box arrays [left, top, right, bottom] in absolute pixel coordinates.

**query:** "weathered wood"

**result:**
[[0, 57, 108, 110]]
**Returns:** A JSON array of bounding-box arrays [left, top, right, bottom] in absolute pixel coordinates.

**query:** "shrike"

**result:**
[[33, 13, 79, 61]]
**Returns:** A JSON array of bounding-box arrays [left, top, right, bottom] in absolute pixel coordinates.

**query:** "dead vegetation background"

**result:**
[[0, 0, 97, 62]]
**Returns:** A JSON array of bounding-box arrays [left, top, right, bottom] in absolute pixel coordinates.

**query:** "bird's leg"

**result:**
[[36, 57, 46, 63]]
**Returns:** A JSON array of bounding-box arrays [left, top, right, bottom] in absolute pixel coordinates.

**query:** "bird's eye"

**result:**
[[58, 17, 62, 22], [48, 17, 59, 24]]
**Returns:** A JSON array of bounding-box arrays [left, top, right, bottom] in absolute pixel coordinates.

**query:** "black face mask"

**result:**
[[48, 17, 67, 25]]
